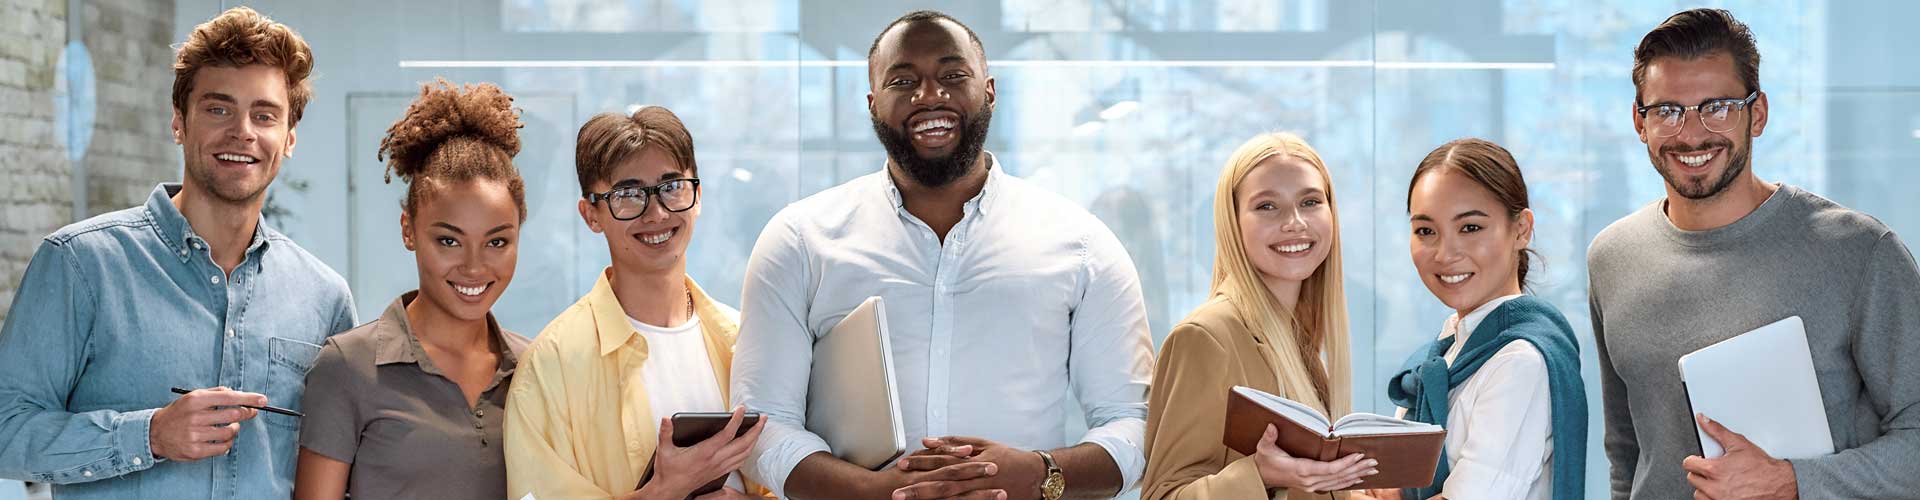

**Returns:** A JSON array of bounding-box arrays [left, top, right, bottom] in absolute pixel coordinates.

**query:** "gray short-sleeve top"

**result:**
[[298, 291, 531, 499]]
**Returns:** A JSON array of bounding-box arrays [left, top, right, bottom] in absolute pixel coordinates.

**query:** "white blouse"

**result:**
[[1397, 294, 1554, 500]]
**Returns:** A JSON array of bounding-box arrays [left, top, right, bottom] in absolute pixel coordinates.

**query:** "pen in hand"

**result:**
[[170, 387, 303, 418]]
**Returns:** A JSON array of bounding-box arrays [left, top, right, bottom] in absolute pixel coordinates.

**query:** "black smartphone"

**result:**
[[639, 411, 763, 498]]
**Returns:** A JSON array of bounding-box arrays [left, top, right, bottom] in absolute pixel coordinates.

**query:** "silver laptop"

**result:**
[[1678, 315, 1833, 459], [807, 296, 907, 470]]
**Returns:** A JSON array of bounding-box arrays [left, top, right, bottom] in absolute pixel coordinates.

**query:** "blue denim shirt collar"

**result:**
[[145, 183, 275, 265]]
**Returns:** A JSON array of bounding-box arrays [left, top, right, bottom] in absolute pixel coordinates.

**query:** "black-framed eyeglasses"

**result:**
[[1636, 91, 1759, 138], [585, 178, 700, 221]]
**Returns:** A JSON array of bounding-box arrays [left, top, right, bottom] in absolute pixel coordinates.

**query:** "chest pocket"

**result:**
[[265, 337, 323, 430]]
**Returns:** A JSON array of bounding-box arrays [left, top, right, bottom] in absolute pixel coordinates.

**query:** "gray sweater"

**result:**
[[1587, 184, 1920, 499]]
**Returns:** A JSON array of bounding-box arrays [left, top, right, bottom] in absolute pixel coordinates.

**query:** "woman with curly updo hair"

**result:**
[[293, 78, 533, 500]]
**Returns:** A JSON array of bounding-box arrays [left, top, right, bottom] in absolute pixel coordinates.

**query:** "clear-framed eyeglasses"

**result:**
[[1636, 91, 1759, 138]]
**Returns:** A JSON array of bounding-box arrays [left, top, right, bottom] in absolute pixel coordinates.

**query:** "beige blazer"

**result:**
[[1142, 296, 1349, 500]]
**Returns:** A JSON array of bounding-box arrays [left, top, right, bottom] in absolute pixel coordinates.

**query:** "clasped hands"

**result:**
[[885, 436, 1047, 500]]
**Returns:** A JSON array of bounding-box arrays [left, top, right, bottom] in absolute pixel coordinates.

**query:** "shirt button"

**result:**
[[210, 275, 221, 285], [81, 470, 93, 478], [475, 409, 485, 418], [226, 328, 235, 338], [131, 457, 142, 466]]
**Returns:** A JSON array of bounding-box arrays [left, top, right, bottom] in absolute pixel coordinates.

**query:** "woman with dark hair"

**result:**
[[293, 79, 532, 500], [1372, 138, 1586, 500]]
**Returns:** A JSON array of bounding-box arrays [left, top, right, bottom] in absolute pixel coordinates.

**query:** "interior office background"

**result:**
[[1, 1, 1914, 498]]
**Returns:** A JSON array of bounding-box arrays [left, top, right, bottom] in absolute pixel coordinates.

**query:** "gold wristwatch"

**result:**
[[1034, 450, 1065, 500]]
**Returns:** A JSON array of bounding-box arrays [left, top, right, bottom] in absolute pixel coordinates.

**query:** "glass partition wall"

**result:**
[[172, 2, 1918, 497]]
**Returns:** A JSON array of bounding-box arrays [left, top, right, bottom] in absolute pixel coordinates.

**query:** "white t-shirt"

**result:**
[[628, 315, 745, 493]]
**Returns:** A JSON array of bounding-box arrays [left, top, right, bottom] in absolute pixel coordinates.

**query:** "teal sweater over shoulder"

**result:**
[[1389, 295, 1587, 500]]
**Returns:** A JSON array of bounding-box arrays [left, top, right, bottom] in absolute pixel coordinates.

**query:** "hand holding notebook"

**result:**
[[1249, 423, 1380, 493], [1223, 386, 1447, 490]]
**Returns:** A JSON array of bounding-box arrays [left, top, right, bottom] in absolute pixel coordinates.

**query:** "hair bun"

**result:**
[[378, 78, 522, 183]]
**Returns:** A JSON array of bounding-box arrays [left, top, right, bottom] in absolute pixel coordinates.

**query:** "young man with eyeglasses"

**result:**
[[1587, 8, 1920, 500], [505, 106, 766, 500]]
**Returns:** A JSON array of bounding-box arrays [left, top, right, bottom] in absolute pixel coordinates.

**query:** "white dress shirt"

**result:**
[[1398, 294, 1554, 500], [730, 154, 1155, 498]]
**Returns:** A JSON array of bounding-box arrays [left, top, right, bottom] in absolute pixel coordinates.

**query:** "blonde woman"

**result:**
[[1143, 132, 1376, 500]]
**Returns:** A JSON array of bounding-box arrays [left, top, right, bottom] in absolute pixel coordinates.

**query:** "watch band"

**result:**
[[1034, 450, 1065, 500]]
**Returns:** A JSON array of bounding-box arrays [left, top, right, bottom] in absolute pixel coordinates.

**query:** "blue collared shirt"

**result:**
[[0, 184, 357, 499]]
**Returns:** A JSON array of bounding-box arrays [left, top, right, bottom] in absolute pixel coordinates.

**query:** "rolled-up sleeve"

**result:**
[[1067, 227, 1155, 491], [731, 211, 832, 497], [0, 240, 160, 484]]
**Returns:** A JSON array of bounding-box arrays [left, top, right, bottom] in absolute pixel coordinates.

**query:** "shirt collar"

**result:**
[[373, 291, 520, 369], [147, 183, 276, 264], [1446, 293, 1526, 344], [881, 151, 1003, 215], [592, 268, 735, 357]]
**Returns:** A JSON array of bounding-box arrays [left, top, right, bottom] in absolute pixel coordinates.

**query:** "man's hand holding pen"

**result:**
[[151, 386, 269, 462]]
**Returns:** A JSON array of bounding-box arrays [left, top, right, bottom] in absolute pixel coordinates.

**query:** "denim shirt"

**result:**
[[0, 184, 357, 499]]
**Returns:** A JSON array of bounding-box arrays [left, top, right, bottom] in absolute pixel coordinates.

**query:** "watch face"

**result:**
[[1043, 475, 1066, 498]]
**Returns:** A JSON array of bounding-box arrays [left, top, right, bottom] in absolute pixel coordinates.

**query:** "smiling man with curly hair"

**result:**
[[0, 7, 357, 499]]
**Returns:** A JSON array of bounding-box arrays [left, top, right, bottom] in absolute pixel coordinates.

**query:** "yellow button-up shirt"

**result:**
[[505, 269, 748, 499]]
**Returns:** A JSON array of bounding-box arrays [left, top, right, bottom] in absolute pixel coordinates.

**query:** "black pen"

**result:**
[[170, 387, 303, 418]]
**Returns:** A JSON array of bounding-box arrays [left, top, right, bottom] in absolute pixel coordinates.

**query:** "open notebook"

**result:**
[[1224, 386, 1447, 490]]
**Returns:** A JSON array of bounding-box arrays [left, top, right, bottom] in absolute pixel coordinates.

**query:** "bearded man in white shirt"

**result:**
[[728, 9, 1156, 500]]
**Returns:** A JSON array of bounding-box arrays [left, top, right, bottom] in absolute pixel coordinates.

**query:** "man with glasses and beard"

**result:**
[[730, 10, 1155, 500], [1586, 8, 1920, 500]]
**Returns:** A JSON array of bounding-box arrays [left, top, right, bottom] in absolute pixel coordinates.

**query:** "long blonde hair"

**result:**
[[1210, 132, 1352, 416]]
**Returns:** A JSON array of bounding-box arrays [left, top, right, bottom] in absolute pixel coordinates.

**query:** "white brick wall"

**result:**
[[0, 0, 174, 324]]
